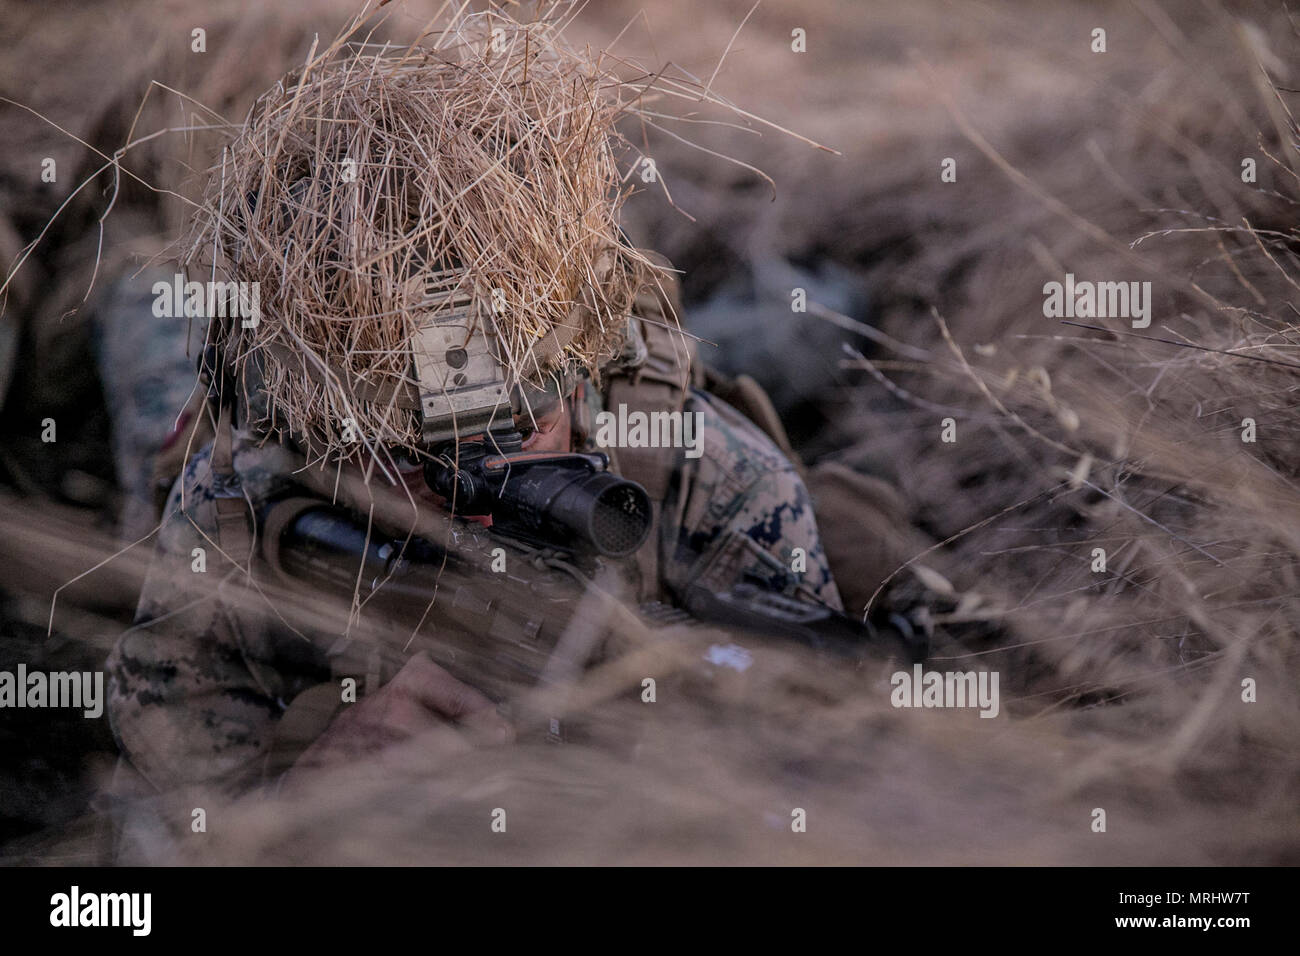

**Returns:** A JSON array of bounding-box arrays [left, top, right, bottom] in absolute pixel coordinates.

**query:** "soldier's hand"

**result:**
[[291, 652, 514, 771]]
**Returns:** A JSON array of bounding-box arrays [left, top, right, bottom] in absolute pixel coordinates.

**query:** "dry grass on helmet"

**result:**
[[179, 7, 659, 464]]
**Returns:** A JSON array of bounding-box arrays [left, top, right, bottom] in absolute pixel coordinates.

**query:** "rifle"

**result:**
[[256, 478, 929, 729]]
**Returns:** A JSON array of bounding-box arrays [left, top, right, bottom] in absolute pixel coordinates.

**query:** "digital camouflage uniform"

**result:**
[[92, 266, 206, 542], [585, 384, 842, 608], [101, 270, 843, 797]]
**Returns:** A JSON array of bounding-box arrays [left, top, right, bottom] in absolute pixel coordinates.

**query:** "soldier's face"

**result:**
[[392, 391, 575, 520], [515, 395, 573, 453]]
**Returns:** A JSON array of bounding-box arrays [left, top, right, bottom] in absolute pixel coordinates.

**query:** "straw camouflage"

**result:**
[[181, 10, 653, 465]]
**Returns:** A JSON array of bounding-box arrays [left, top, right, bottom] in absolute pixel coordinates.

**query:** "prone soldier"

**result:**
[[97, 16, 936, 851]]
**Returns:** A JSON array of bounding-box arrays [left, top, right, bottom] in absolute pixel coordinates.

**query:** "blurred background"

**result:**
[[2, 0, 1298, 863]]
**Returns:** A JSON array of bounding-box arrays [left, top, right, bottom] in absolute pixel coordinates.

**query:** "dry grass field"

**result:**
[[1, 0, 1297, 864]]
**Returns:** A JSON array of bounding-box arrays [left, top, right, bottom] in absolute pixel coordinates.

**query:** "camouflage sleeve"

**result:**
[[92, 267, 206, 541], [662, 389, 844, 611], [105, 436, 327, 795]]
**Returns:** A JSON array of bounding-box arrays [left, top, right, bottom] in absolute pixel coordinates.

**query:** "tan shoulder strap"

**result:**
[[604, 253, 697, 602]]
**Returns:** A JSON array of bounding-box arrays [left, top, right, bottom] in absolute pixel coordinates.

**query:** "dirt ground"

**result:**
[[1, 0, 1298, 864]]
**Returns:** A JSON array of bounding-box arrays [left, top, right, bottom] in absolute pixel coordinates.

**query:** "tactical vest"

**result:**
[[585, 252, 801, 603]]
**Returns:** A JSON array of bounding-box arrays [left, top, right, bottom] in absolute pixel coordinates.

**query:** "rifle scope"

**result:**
[[423, 428, 651, 558]]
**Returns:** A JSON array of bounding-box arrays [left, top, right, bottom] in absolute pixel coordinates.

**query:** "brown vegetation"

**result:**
[[1, 0, 1298, 864]]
